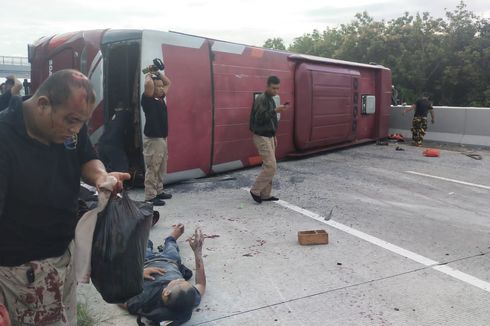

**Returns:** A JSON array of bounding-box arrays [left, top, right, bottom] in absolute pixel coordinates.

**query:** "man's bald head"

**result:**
[[34, 69, 96, 109], [23, 69, 97, 144]]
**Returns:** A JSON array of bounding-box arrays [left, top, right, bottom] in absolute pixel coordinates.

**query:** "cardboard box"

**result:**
[[298, 230, 329, 245]]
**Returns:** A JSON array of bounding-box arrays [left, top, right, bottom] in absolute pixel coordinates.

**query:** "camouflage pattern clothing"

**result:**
[[0, 244, 76, 326], [411, 116, 428, 146]]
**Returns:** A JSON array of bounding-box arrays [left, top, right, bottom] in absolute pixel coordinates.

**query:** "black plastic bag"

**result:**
[[91, 192, 153, 303]]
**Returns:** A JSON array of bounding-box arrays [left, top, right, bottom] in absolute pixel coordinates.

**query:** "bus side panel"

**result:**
[[355, 68, 377, 140], [376, 69, 392, 139], [211, 44, 294, 171], [141, 31, 213, 180], [30, 30, 106, 92], [355, 68, 392, 140], [294, 63, 359, 150]]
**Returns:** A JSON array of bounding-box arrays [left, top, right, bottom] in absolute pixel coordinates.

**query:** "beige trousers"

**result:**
[[251, 134, 277, 199], [0, 243, 76, 326], [143, 137, 168, 200]]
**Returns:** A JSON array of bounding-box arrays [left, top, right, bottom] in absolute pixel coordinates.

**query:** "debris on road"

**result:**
[[298, 230, 329, 245], [204, 234, 220, 239], [324, 206, 335, 221], [423, 148, 440, 157], [388, 133, 405, 142], [462, 152, 483, 160]]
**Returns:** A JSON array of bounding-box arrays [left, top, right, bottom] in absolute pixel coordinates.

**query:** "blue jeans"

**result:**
[[145, 237, 181, 262]]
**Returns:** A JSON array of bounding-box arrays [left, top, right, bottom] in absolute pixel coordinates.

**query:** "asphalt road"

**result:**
[[81, 142, 490, 326]]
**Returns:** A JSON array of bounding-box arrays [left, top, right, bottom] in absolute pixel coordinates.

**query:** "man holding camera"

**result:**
[[141, 63, 172, 206]]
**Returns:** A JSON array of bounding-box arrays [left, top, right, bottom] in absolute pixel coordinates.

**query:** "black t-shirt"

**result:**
[[141, 94, 168, 138], [0, 96, 98, 266], [0, 90, 12, 112], [127, 260, 201, 322], [414, 98, 433, 117]]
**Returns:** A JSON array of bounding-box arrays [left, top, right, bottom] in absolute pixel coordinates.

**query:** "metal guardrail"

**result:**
[[390, 105, 490, 147], [0, 56, 29, 66]]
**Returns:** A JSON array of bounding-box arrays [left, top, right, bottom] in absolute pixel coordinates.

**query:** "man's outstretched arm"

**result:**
[[189, 228, 206, 296]]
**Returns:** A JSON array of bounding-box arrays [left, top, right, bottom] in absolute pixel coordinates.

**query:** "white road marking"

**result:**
[[241, 188, 490, 292], [406, 171, 490, 190]]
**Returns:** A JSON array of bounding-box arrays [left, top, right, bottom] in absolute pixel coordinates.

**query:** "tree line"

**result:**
[[263, 2, 490, 107]]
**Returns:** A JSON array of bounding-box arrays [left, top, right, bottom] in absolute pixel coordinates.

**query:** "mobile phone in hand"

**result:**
[[283, 102, 290, 106]]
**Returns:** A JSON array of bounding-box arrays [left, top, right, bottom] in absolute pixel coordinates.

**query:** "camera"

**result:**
[[142, 58, 165, 74]]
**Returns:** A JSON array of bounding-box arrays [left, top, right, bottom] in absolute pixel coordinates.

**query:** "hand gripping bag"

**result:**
[[90, 191, 153, 303]]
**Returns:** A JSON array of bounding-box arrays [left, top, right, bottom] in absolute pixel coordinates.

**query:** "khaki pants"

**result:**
[[143, 137, 168, 200], [251, 134, 277, 199], [0, 243, 76, 326]]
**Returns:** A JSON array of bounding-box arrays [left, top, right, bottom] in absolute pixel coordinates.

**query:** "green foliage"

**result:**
[[77, 302, 94, 326], [266, 1, 490, 106], [263, 37, 286, 50]]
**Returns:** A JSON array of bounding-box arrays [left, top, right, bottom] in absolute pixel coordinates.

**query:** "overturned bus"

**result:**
[[28, 29, 392, 183]]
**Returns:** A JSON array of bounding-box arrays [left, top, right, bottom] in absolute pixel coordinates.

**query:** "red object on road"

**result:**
[[389, 133, 405, 142], [423, 148, 441, 157]]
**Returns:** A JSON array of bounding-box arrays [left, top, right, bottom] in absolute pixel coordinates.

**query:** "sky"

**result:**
[[0, 0, 489, 57]]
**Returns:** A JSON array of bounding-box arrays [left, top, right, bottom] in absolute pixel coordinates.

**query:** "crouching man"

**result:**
[[121, 225, 206, 325]]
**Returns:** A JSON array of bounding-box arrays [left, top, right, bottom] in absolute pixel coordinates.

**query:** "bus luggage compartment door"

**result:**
[[294, 63, 360, 151], [141, 31, 214, 181]]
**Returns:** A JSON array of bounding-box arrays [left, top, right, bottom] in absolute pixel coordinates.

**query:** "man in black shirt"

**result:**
[[0, 70, 130, 325], [403, 96, 435, 146], [141, 68, 172, 206], [0, 76, 22, 112]]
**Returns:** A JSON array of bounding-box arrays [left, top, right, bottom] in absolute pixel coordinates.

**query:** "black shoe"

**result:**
[[147, 197, 166, 206], [151, 211, 160, 227], [250, 191, 262, 204], [157, 192, 173, 200], [262, 196, 279, 201]]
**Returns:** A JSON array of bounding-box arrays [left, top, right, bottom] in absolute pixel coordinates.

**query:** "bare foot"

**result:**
[[170, 223, 185, 240]]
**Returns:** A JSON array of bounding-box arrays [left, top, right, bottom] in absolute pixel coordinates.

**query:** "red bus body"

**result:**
[[28, 29, 392, 183]]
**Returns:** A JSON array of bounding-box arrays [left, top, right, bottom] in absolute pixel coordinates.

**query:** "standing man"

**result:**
[[0, 69, 130, 325], [249, 76, 288, 204], [403, 96, 435, 146], [141, 68, 172, 206], [0, 76, 22, 111]]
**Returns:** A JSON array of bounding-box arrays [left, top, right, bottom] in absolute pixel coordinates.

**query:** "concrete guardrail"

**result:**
[[390, 105, 490, 147]]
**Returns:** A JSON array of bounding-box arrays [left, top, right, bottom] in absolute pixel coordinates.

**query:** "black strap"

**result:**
[[463, 153, 482, 160]]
